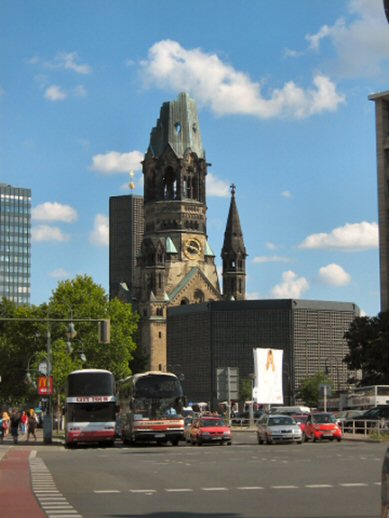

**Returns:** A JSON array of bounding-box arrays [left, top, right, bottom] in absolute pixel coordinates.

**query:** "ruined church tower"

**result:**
[[134, 93, 221, 371]]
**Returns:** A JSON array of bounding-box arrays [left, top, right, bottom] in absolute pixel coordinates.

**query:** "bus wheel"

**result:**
[[171, 439, 179, 446]]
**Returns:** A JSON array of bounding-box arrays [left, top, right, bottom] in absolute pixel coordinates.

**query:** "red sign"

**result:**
[[38, 376, 53, 395]]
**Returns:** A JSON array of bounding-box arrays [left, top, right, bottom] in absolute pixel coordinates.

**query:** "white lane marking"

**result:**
[[29, 455, 83, 517], [271, 485, 299, 489], [129, 489, 156, 493], [165, 488, 193, 493], [201, 487, 228, 491], [339, 483, 369, 487]]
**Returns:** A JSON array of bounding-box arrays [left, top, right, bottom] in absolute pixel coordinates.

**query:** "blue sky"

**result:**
[[1, 0, 389, 316]]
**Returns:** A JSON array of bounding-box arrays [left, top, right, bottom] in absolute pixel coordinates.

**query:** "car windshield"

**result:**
[[268, 416, 294, 426], [293, 415, 308, 423], [312, 413, 336, 424], [200, 419, 225, 427]]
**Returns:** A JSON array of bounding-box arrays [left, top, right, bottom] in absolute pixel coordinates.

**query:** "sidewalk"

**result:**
[[0, 428, 62, 518]]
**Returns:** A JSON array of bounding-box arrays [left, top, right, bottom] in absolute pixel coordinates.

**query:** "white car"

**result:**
[[257, 414, 303, 445]]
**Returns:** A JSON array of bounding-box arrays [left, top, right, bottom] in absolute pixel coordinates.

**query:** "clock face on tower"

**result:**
[[184, 238, 202, 259]]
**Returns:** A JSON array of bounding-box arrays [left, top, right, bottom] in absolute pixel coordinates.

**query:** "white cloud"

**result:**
[[246, 291, 261, 300], [281, 190, 292, 199], [271, 271, 310, 299], [299, 221, 378, 251], [306, 0, 389, 78], [56, 52, 92, 74], [45, 85, 67, 101], [266, 242, 278, 250], [140, 40, 345, 119], [32, 225, 70, 242], [89, 214, 109, 246], [253, 255, 292, 264], [32, 202, 78, 223], [207, 173, 230, 197], [90, 150, 144, 173], [318, 263, 352, 286], [49, 268, 70, 279]]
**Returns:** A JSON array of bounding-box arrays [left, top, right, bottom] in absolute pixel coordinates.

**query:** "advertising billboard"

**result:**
[[253, 348, 283, 405]]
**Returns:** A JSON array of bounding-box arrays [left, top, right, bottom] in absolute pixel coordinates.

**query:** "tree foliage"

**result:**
[[296, 372, 332, 408], [344, 311, 389, 385], [0, 275, 139, 407]]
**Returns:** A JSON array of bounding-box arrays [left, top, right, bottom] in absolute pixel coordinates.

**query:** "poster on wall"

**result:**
[[252, 348, 284, 405]]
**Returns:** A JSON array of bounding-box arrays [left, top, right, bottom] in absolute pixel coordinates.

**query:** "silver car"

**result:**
[[382, 446, 389, 518], [257, 414, 303, 445]]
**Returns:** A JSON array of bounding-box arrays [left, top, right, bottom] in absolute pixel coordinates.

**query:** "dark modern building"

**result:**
[[109, 195, 144, 301], [0, 183, 31, 306], [167, 299, 360, 409], [369, 90, 389, 312]]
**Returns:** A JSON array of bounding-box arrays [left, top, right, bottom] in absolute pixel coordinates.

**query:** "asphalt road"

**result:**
[[27, 432, 386, 518]]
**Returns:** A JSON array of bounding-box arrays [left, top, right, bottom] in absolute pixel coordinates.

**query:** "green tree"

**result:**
[[0, 275, 139, 408], [296, 372, 332, 408], [343, 312, 389, 385], [239, 377, 253, 403]]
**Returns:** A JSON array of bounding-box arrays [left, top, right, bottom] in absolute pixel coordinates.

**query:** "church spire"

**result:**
[[221, 184, 247, 301]]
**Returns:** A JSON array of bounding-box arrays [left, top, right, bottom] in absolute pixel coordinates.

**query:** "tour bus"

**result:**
[[64, 369, 116, 448], [347, 385, 389, 409], [117, 371, 185, 445]]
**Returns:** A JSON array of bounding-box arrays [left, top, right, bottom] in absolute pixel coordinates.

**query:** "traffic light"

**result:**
[[98, 319, 111, 344]]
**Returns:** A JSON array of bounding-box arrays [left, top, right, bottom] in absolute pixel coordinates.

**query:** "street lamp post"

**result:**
[[43, 323, 53, 444], [325, 356, 341, 393]]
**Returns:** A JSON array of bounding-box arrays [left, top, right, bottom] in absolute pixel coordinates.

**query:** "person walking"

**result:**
[[2, 410, 10, 437], [20, 410, 28, 435], [10, 409, 21, 444], [0, 414, 4, 443], [26, 410, 37, 441]]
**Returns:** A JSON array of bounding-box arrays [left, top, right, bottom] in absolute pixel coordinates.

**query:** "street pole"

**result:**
[[324, 385, 327, 413], [43, 324, 53, 443]]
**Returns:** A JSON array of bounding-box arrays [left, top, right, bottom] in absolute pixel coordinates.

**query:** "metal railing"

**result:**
[[342, 419, 389, 437]]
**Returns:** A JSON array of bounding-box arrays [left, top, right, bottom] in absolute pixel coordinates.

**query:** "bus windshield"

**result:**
[[66, 402, 116, 423]]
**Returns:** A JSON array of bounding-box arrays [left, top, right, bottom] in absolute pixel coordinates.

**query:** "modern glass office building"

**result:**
[[0, 183, 31, 305]]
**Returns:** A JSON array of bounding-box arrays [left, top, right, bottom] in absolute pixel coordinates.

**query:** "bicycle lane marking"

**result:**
[[29, 453, 83, 517]]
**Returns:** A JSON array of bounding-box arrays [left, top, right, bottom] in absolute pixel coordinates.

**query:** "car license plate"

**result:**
[[155, 433, 165, 438]]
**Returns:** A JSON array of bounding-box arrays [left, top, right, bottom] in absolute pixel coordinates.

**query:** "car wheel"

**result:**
[[313, 436, 317, 442], [197, 437, 202, 446], [337, 437, 342, 442], [227, 441, 232, 446], [266, 437, 272, 445], [257, 434, 263, 445]]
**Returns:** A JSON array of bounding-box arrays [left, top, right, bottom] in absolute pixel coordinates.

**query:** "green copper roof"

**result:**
[[165, 237, 178, 254], [204, 240, 215, 256], [148, 92, 205, 159]]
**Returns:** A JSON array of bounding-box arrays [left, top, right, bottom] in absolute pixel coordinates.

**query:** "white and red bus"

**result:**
[[64, 369, 116, 447], [117, 371, 185, 446]]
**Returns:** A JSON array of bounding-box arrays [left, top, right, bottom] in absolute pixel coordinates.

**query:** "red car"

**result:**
[[305, 412, 342, 442], [188, 416, 232, 446]]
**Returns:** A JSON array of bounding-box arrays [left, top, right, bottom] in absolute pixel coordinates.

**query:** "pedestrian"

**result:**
[[2, 410, 10, 437], [10, 409, 21, 444], [20, 410, 28, 435], [26, 410, 37, 441], [0, 415, 3, 443]]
